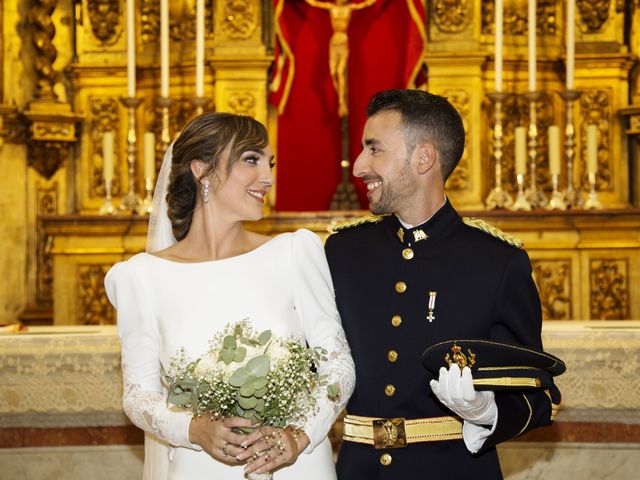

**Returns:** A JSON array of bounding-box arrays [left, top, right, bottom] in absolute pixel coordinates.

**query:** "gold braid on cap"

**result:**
[[328, 214, 388, 234], [462, 217, 523, 248]]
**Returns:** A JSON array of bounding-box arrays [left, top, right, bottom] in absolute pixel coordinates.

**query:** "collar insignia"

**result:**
[[396, 227, 405, 243], [413, 229, 428, 243]]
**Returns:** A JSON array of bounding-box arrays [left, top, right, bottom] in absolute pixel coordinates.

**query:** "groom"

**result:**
[[325, 89, 560, 478]]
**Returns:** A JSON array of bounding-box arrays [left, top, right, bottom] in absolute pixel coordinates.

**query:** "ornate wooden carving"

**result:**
[[28, 139, 70, 180], [28, 0, 59, 100], [36, 183, 58, 306], [590, 258, 629, 320], [580, 89, 611, 191], [78, 264, 115, 325], [532, 259, 572, 320], [577, 0, 610, 33], [442, 89, 469, 191], [482, 0, 557, 36], [87, 0, 123, 44], [432, 0, 472, 34], [220, 0, 258, 40], [227, 91, 256, 117], [141, 0, 214, 43], [149, 98, 196, 171]]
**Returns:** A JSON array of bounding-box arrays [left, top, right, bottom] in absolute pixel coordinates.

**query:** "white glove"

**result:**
[[430, 364, 498, 453]]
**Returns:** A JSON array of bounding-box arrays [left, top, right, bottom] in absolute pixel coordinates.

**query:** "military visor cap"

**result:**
[[422, 339, 566, 391]]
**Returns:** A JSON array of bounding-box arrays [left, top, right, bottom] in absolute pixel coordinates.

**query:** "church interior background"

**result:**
[[1, 0, 639, 478]]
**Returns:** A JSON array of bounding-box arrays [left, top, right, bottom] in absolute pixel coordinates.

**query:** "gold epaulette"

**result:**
[[462, 217, 523, 248], [328, 214, 388, 234]]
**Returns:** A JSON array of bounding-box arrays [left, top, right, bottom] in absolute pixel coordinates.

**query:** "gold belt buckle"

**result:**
[[372, 418, 407, 449]]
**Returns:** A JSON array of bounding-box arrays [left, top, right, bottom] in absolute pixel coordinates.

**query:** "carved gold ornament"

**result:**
[[227, 92, 257, 117], [87, 0, 123, 44], [532, 260, 572, 320], [590, 259, 629, 320], [445, 344, 476, 370], [78, 265, 115, 325], [577, 0, 610, 32], [221, 0, 258, 40], [433, 0, 472, 34], [580, 90, 611, 191], [441, 89, 469, 191]]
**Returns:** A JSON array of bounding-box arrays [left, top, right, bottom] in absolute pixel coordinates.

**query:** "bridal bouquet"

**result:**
[[166, 319, 339, 433]]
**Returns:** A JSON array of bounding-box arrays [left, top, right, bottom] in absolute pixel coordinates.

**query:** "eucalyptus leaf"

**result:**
[[180, 377, 197, 388], [254, 386, 267, 398], [229, 368, 250, 387], [240, 383, 255, 397], [255, 398, 265, 412], [234, 347, 247, 363], [327, 383, 340, 401], [242, 409, 255, 420], [258, 330, 272, 346], [235, 426, 256, 434], [240, 337, 259, 346], [238, 395, 257, 409], [236, 405, 245, 417], [168, 393, 190, 406], [246, 355, 270, 377], [221, 348, 236, 365], [252, 377, 268, 390], [223, 335, 237, 350]]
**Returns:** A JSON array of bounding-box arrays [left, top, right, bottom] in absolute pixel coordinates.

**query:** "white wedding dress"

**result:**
[[105, 229, 355, 480]]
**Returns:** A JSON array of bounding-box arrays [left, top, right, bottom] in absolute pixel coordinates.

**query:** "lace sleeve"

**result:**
[[290, 230, 356, 452], [105, 261, 200, 451]]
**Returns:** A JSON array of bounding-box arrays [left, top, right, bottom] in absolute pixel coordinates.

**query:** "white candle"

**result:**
[[195, 0, 205, 97], [160, 0, 170, 98], [548, 125, 560, 176], [102, 131, 114, 183], [143, 132, 156, 181], [586, 124, 598, 174], [126, 0, 136, 97], [515, 126, 527, 175], [566, 0, 575, 90], [528, 0, 537, 92], [494, 0, 504, 93]]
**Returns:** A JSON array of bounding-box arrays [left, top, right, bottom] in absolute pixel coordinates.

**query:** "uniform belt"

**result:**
[[343, 414, 463, 449]]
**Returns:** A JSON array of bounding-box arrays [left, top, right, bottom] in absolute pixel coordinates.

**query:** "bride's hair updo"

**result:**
[[167, 112, 269, 240]]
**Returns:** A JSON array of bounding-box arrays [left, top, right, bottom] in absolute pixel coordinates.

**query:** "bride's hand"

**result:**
[[188, 415, 259, 464], [239, 426, 310, 475]]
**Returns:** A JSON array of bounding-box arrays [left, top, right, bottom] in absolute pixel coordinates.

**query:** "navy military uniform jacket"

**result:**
[[325, 199, 559, 479]]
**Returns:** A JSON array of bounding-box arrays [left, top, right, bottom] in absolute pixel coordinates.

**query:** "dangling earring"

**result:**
[[202, 180, 209, 203]]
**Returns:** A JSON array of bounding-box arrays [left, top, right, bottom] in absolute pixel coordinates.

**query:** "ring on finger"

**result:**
[[222, 442, 231, 457]]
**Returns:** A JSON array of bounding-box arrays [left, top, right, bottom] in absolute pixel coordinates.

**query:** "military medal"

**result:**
[[427, 291, 436, 322]]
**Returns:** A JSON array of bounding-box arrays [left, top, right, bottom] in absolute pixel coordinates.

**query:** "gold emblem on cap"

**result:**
[[391, 315, 402, 327], [413, 229, 428, 242], [380, 453, 392, 466], [384, 384, 396, 396], [402, 248, 414, 260], [445, 343, 476, 369], [395, 281, 407, 293]]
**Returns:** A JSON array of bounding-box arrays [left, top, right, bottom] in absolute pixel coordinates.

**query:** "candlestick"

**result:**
[[160, 0, 169, 98], [566, 0, 575, 90], [155, 97, 174, 156], [126, 0, 136, 97], [558, 90, 582, 207], [485, 92, 513, 209], [548, 125, 560, 176], [547, 174, 567, 210], [189, 96, 211, 117], [584, 172, 602, 209], [119, 97, 143, 213], [494, 0, 503, 93], [523, 91, 547, 208], [512, 174, 532, 210], [528, 0, 537, 93], [195, 0, 205, 98]]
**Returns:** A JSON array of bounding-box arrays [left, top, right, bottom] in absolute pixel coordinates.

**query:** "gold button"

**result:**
[[385, 384, 396, 396], [380, 453, 392, 466], [402, 248, 414, 260], [391, 315, 402, 327], [387, 350, 398, 362], [395, 281, 407, 293]]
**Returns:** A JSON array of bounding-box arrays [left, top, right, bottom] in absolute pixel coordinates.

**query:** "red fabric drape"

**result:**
[[272, 0, 426, 211]]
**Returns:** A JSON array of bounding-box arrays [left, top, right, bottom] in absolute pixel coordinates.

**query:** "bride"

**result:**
[[105, 112, 355, 479]]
